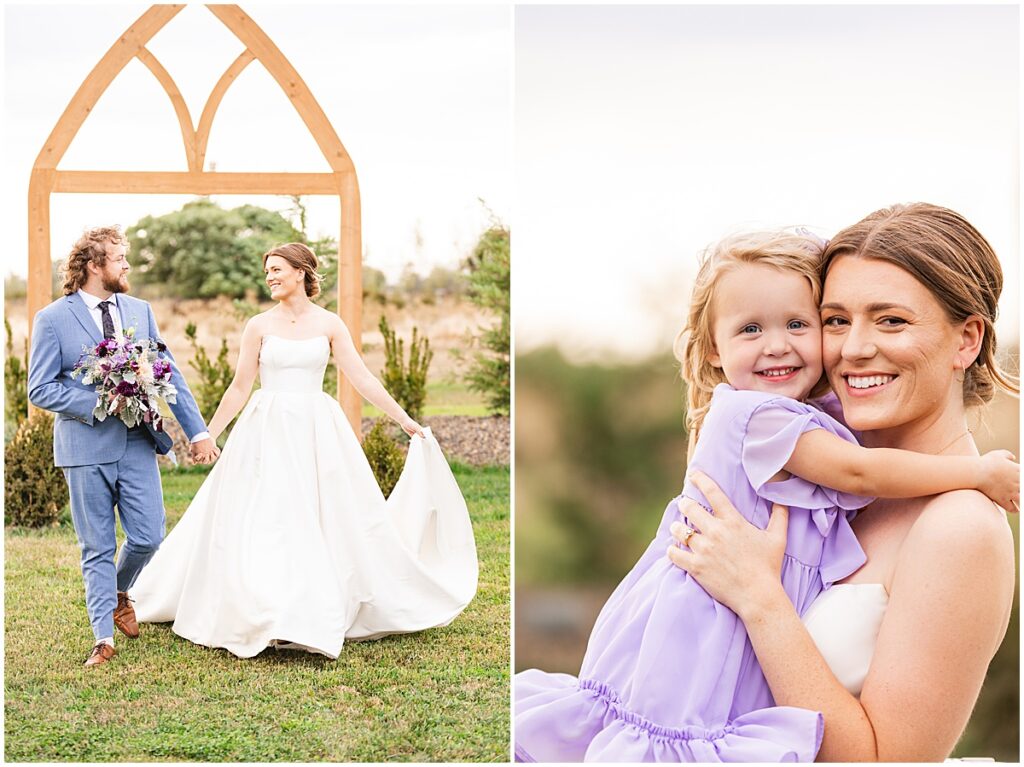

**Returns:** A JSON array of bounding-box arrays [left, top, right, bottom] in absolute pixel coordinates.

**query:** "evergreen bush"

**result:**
[[5, 316, 28, 440], [379, 315, 432, 421], [184, 322, 234, 423], [463, 224, 510, 415], [5, 412, 68, 527], [362, 420, 405, 498]]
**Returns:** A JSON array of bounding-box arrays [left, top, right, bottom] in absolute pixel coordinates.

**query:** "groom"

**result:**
[[27, 226, 219, 667]]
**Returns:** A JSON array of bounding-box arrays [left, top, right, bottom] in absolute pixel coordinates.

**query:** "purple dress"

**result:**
[[515, 384, 871, 762]]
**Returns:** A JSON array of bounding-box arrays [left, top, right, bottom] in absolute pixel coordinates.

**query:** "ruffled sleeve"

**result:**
[[741, 398, 873, 514]]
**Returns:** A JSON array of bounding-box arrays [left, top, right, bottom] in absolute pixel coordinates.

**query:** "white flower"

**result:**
[[136, 357, 154, 386]]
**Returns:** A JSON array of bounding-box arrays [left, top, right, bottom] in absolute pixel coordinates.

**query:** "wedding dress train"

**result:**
[[130, 334, 478, 659]]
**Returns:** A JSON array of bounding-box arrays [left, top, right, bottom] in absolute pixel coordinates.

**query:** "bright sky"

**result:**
[[515, 5, 1019, 362], [3, 4, 512, 282]]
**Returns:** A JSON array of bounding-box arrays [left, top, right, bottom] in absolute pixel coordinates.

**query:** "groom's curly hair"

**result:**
[[60, 226, 129, 295]]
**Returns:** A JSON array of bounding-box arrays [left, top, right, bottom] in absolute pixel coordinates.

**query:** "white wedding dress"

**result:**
[[130, 334, 478, 659]]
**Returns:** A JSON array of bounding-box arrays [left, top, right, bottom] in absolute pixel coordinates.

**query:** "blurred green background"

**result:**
[[515, 345, 1020, 761]]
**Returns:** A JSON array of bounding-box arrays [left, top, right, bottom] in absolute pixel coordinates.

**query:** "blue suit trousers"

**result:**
[[63, 428, 165, 639]]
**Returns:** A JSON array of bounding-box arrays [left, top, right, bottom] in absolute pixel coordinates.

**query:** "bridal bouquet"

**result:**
[[71, 328, 177, 431]]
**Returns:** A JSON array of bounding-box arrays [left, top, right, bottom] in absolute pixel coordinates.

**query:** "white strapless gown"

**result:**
[[130, 334, 479, 659], [802, 583, 889, 697]]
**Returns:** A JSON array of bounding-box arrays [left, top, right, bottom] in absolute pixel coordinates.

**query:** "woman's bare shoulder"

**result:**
[[904, 489, 1014, 579], [243, 312, 272, 335], [916, 489, 1012, 535], [320, 309, 350, 334]]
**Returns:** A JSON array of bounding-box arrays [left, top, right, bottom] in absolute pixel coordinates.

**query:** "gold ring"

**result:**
[[682, 527, 697, 547]]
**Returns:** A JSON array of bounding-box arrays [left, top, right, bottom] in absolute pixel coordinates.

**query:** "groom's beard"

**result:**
[[101, 273, 130, 293]]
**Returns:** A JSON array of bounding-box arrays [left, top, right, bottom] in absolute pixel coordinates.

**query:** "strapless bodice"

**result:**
[[258, 335, 330, 393], [802, 583, 888, 697]]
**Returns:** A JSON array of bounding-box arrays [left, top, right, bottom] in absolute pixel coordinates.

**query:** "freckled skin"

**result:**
[[821, 257, 964, 446]]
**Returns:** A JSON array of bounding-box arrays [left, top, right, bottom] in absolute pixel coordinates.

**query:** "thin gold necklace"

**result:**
[[280, 305, 308, 324], [936, 429, 972, 455]]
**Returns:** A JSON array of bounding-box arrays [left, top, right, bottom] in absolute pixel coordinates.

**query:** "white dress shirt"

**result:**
[[77, 288, 124, 340], [76, 289, 210, 444]]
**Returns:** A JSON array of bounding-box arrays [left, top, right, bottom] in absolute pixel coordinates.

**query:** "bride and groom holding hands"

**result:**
[[28, 225, 478, 667]]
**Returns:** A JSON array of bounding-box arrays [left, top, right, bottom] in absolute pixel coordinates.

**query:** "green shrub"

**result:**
[[5, 316, 28, 440], [126, 199, 305, 299], [322, 358, 338, 398], [379, 315, 432, 421], [184, 322, 233, 423], [361, 420, 405, 498], [5, 412, 68, 527], [463, 224, 510, 415]]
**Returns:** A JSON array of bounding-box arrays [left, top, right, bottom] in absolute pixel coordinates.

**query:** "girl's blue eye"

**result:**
[[741, 324, 760, 334], [787, 320, 807, 331]]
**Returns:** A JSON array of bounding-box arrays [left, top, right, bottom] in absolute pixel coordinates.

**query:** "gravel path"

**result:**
[[158, 414, 509, 469]]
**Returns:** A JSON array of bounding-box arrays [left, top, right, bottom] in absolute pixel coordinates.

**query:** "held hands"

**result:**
[[977, 449, 1020, 512], [667, 471, 790, 620], [190, 437, 221, 465]]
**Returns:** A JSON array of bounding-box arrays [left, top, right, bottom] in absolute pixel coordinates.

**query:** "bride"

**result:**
[[130, 243, 478, 659]]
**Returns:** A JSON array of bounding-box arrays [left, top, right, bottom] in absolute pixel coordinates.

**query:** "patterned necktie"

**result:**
[[98, 301, 116, 340]]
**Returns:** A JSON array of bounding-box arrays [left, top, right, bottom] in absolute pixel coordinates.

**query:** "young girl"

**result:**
[[513, 231, 1018, 763]]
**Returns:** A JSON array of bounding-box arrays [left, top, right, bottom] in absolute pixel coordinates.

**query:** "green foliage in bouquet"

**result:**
[[380, 314, 432, 421], [361, 420, 405, 498], [184, 322, 233, 423], [5, 412, 68, 527], [5, 316, 28, 440], [463, 223, 510, 415]]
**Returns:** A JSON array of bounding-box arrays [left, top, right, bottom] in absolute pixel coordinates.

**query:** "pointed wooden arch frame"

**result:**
[[27, 4, 364, 433]]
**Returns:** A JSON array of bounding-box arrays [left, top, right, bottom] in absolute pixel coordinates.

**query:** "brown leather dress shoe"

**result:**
[[113, 591, 139, 638], [84, 642, 116, 667]]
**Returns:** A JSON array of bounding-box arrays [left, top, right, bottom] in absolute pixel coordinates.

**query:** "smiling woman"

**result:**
[[515, 219, 1019, 762], [665, 203, 1018, 761]]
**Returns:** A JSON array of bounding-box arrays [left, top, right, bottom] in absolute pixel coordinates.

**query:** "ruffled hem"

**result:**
[[515, 670, 822, 762]]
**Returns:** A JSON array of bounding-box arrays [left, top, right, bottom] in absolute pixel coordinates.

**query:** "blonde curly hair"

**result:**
[[674, 230, 829, 460]]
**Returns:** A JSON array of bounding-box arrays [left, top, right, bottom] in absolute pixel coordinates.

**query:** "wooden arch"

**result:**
[[27, 4, 364, 433]]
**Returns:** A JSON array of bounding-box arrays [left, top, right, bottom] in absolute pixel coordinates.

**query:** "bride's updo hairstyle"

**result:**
[[674, 230, 829, 460], [822, 203, 1019, 408], [263, 243, 324, 298]]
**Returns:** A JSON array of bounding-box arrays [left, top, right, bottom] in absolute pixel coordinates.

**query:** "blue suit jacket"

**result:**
[[28, 293, 208, 468]]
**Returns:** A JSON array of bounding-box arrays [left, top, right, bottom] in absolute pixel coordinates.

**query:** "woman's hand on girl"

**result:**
[[667, 471, 790, 620]]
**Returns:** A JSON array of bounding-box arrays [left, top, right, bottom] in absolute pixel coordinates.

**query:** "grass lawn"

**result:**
[[5, 463, 510, 762], [362, 380, 491, 418]]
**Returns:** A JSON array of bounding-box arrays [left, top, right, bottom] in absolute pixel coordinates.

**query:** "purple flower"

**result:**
[[115, 381, 138, 397]]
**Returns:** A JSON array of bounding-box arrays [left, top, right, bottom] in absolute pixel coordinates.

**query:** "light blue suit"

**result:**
[[28, 292, 207, 640]]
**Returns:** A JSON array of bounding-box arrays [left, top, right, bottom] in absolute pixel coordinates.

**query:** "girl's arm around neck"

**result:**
[[784, 429, 1018, 508]]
